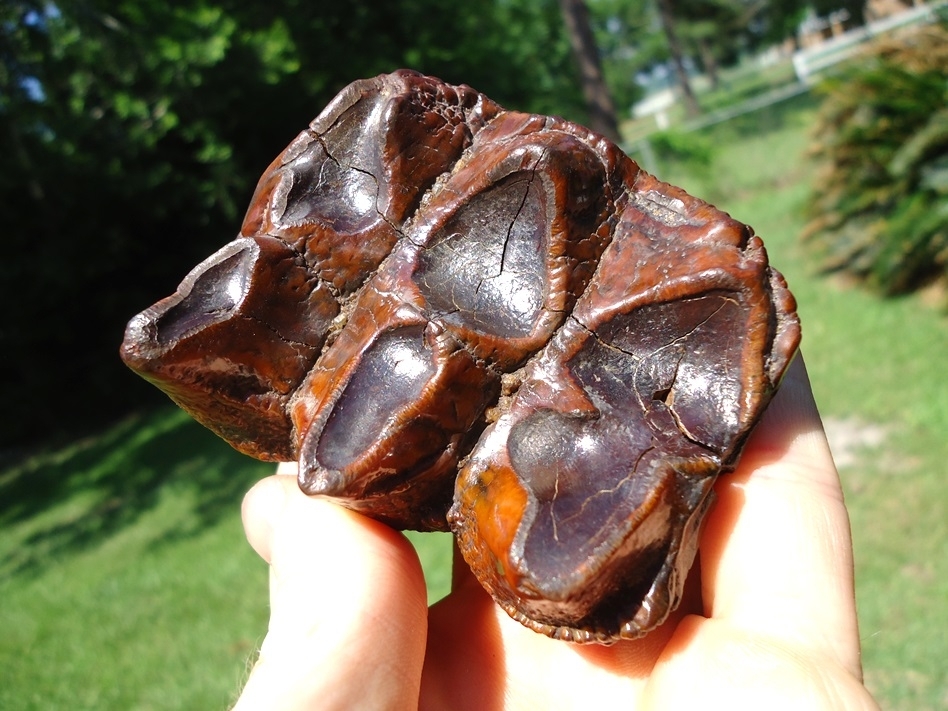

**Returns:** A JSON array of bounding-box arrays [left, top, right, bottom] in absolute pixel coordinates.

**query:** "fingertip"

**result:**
[[242, 474, 293, 563], [236, 478, 430, 710], [275, 460, 298, 476]]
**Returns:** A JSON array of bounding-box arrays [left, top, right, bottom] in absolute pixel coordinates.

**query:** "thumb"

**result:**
[[233, 473, 428, 711]]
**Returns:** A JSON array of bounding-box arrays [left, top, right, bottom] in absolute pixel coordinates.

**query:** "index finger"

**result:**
[[235, 473, 429, 710], [698, 354, 863, 675]]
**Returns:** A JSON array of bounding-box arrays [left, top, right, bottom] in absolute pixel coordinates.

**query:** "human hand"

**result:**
[[232, 355, 881, 710]]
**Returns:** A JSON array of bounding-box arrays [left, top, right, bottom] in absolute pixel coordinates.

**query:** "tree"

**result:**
[[656, 0, 701, 116], [804, 23, 948, 299], [813, 0, 865, 26], [584, 0, 659, 120], [1, 0, 587, 450], [667, 0, 812, 90], [751, 0, 810, 49], [559, 0, 621, 142], [670, 0, 731, 89]]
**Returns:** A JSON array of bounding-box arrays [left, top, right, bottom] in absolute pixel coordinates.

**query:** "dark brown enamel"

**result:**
[[449, 176, 799, 642], [120, 70, 800, 643]]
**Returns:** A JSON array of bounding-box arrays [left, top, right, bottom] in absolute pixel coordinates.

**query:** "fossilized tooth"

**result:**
[[449, 172, 800, 643], [120, 70, 801, 643], [120, 70, 500, 462], [119, 235, 335, 460], [288, 281, 502, 532], [241, 70, 501, 295], [290, 111, 622, 530]]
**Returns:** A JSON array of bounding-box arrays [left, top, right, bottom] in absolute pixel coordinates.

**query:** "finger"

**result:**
[[422, 544, 700, 710], [698, 353, 863, 674], [274, 460, 299, 476], [234, 475, 429, 711]]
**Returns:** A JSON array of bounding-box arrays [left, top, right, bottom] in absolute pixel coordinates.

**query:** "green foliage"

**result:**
[[666, 0, 810, 83], [586, 0, 810, 116], [1, 0, 585, 450], [587, 0, 658, 112], [673, 0, 744, 75], [635, 127, 716, 192], [647, 129, 714, 167], [804, 23, 948, 298]]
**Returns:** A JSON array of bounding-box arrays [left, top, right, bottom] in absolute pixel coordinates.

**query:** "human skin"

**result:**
[[232, 354, 881, 711]]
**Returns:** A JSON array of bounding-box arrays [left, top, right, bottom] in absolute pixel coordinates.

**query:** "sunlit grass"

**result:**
[[0, 411, 272, 710], [0, 408, 458, 710]]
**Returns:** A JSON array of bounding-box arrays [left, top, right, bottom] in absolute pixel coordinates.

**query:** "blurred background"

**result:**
[[1, 0, 945, 708]]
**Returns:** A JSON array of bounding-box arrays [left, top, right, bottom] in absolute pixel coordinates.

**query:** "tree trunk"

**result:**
[[697, 37, 719, 90], [656, 0, 701, 117], [558, 0, 621, 143]]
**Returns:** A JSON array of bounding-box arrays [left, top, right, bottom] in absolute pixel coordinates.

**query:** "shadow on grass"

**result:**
[[0, 407, 272, 581]]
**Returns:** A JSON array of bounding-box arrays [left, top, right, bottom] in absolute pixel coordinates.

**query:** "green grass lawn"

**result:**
[[2, 92, 946, 709]]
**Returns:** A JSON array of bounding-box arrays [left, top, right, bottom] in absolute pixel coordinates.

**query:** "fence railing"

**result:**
[[792, 1, 947, 84]]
